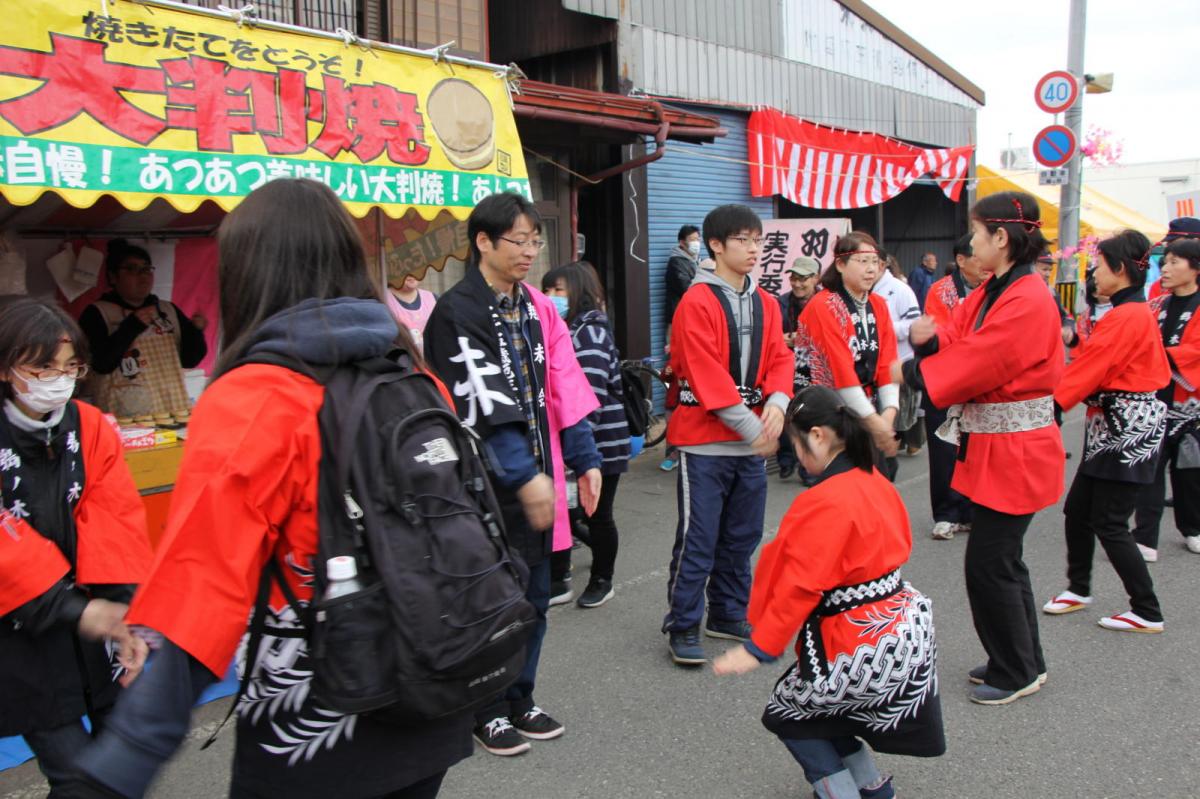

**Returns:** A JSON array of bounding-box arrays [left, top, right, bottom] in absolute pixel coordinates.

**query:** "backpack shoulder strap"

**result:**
[[200, 558, 306, 749]]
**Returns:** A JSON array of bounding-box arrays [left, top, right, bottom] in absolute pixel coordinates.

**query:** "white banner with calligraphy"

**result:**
[[752, 218, 851, 297]]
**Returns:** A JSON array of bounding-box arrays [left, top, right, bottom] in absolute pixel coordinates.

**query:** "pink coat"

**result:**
[[526, 288, 600, 551]]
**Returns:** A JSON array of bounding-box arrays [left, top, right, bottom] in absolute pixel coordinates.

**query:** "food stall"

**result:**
[[0, 0, 532, 546]]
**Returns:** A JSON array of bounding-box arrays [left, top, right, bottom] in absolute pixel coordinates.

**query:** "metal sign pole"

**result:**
[[1058, 0, 1087, 305]]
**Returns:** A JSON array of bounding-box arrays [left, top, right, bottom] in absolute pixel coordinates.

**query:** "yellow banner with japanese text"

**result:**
[[0, 0, 530, 218]]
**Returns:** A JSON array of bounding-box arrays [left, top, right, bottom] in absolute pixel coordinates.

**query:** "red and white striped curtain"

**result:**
[[747, 108, 975, 210]]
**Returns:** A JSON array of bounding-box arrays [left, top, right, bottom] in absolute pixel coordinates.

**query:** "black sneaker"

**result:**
[[576, 578, 614, 608], [473, 716, 531, 756], [548, 579, 573, 607], [668, 627, 706, 666], [705, 617, 752, 641], [512, 706, 564, 740], [778, 464, 795, 480]]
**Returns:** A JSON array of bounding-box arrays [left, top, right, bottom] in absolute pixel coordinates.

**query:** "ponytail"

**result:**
[[835, 408, 875, 472]]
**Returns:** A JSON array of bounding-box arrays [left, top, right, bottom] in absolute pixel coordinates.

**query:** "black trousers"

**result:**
[[1133, 438, 1200, 549], [964, 504, 1045, 691], [25, 712, 108, 793], [922, 399, 973, 525], [1066, 473, 1163, 621], [585, 473, 622, 580], [551, 473, 623, 582]]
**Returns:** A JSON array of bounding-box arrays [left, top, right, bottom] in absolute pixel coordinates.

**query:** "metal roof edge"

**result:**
[[835, 0, 986, 106]]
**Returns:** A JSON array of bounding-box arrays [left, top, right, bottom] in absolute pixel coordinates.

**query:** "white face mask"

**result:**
[[14, 374, 76, 415], [686, 240, 701, 257]]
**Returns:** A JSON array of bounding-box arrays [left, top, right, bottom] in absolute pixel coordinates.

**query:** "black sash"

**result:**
[[704, 283, 764, 402]]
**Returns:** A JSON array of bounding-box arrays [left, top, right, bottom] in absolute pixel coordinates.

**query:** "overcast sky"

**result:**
[[865, 0, 1200, 166]]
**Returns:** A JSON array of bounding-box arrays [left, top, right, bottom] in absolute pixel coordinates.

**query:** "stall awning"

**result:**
[[0, 0, 530, 220], [976, 165, 1167, 244], [513, 81, 725, 142]]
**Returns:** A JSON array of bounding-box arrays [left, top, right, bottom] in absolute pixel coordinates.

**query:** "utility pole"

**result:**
[[1058, 0, 1086, 302]]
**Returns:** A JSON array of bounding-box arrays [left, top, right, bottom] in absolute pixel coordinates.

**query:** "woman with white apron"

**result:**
[[78, 239, 208, 424]]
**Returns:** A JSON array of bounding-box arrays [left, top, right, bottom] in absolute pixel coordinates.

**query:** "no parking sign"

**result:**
[[1033, 125, 1077, 168]]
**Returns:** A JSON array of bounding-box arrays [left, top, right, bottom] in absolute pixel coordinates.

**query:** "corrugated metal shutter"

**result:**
[[646, 107, 774, 366]]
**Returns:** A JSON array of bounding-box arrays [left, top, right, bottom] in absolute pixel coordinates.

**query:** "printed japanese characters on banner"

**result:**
[[752, 218, 851, 297], [0, 0, 531, 219]]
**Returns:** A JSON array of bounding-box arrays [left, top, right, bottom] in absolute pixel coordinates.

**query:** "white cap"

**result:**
[[326, 556, 358, 581]]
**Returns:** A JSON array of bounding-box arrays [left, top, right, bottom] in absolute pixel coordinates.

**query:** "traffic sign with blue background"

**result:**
[[1033, 125, 1077, 168]]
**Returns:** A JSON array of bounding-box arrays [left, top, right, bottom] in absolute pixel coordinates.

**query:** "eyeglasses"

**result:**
[[17, 364, 89, 382], [727, 235, 765, 248], [119, 265, 156, 276], [497, 236, 548, 252], [847, 256, 881, 266]]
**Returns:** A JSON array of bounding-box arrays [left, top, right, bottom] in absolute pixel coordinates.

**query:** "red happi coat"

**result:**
[[924, 274, 966, 331], [0, 401, 151, 617], [750, 459, 944, 757], [666, 281, 794, 447], [920, 269, 1066, 515], [126, 364, 469, 796], [1150, 293, 1200, 415], [795, 289, 898, 395], [1055, 294, 1171, 482]]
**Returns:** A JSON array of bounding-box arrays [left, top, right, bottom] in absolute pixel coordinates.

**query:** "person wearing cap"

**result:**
[[1044, 230, 1168, 634], [713, 386, 944, 799], [776, 257, 819, 481], [1033, 253, 1078, 345], [1147, 217, 1200, 300]]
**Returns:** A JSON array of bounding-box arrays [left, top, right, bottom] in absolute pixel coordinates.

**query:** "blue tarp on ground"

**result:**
[[0, 665, 238, 772]]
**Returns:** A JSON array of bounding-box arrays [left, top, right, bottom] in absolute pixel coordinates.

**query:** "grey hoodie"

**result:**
[[682, 269, 790, 457]]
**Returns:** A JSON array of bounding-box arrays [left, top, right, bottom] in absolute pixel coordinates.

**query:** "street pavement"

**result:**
[[4, 412, 1199, 798]]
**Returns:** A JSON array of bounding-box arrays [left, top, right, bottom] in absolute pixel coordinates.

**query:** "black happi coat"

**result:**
[[424, 266, 555, 564], [0, 403, 130, 736]]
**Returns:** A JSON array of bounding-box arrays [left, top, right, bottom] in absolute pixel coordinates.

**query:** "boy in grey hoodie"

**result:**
[[661, 205, 794, 666]]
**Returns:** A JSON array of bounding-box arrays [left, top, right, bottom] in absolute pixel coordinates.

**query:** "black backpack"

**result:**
[[212, 352, 536, 737], [619, 362, 651, 437]]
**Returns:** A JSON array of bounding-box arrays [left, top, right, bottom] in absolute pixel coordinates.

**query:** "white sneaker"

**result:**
[[1043, 590, 1092, 615], [1098, 611, 1164, 634], [953, 522, 972, 535], [931, 522, 955, 540], [1137, 543, 1158, 563], [1185, 535, 1200, 554]]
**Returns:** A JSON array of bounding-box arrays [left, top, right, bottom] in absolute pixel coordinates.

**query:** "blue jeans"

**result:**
[[476, 557, 550, 722], [663, 452, 766, 632], [781, 737, 894, 799]]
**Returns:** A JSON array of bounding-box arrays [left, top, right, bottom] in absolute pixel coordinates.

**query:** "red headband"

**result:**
[[983, 198, 1042, 233]]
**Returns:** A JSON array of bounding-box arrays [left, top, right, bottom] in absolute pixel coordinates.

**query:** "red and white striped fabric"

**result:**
[[748, 108, 975, 209]]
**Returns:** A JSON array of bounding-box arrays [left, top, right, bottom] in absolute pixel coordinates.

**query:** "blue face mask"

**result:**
[[550, 294, 569, 318]]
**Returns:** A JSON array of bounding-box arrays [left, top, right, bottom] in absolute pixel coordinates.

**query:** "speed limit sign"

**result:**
[[1035, 70, 1079, 114]]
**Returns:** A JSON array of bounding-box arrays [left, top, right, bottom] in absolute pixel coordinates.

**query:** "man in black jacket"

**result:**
[[664, 224, 701, 332]]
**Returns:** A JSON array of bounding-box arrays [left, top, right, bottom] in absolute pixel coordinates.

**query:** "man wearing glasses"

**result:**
[[79, 239, 207, 424], [425, 192, 602, 758], [661, 204, 794, 667]]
